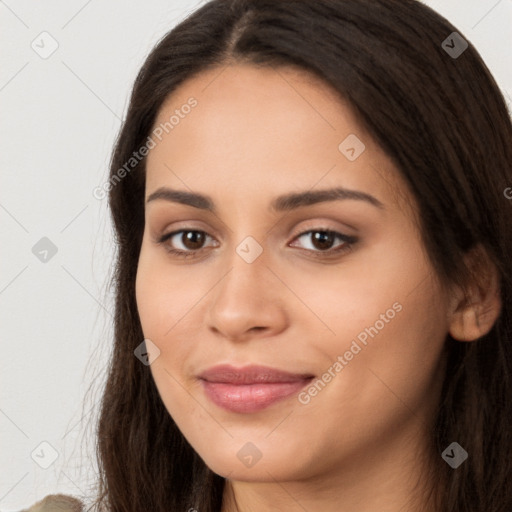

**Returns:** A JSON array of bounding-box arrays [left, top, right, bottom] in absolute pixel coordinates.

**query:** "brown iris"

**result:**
[[181, 231, 206, 250], [310, 231, 336, 250]]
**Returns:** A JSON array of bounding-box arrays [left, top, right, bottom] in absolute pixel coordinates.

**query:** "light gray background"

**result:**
[[1, 1, 511, 510]]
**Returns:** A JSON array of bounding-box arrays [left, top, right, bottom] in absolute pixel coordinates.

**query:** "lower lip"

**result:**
[[200, 379, 312, 413]]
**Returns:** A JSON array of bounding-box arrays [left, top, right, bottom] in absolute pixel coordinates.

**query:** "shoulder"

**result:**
[[23, 494, 84, 512]]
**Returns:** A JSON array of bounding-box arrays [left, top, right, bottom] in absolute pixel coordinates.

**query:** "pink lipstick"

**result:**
[[198, 364, 314, 413]]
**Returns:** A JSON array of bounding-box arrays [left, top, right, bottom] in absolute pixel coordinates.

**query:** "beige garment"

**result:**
[[22, 494, 84, 512]]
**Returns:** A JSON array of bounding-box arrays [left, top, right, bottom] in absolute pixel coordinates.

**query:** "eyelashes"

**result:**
[[156, 228, 357, 260]]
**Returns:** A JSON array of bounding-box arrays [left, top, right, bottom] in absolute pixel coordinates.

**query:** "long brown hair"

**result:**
[[91, 1, 512, 510]]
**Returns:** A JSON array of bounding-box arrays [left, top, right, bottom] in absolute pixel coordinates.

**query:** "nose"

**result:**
[[205, 247, 289, 342]]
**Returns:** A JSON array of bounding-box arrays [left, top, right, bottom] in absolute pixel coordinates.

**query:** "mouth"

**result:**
[[198, 364, 315, 413]]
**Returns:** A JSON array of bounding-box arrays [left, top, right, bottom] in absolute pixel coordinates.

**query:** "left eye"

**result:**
[[290, 230, 357, 253]]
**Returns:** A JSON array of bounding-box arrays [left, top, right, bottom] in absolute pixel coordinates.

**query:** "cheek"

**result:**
[[135, 243, 215, 394], [289, 237, 449, 411], [284, 233, 442, 346], [135, 251, 201, 414], [135, 243, 202, 340], [324, 287, 447, 426]]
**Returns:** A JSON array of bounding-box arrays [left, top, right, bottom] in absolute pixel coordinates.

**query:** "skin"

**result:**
[[135, 64, 500, 512]]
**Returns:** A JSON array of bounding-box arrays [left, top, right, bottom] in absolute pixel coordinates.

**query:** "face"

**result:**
[[135, 63, 451, 483]]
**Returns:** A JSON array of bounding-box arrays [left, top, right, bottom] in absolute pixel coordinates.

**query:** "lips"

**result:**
[[198, 364, 314, 384], [198, 364, 314, 413]]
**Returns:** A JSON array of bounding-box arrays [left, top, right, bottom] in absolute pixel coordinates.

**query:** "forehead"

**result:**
[[145, 64, 413, 216], [150, 63, 363, 153]]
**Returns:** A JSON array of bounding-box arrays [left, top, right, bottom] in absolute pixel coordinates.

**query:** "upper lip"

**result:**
[[198, 364, 315, 384]]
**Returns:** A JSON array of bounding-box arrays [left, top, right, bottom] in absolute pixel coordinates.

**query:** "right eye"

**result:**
[[157, 229, 218, 258]]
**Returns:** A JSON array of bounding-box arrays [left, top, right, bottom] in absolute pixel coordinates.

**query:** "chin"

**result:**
[[196, 439, 312, 482]]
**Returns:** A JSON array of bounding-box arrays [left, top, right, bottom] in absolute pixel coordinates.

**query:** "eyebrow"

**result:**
[[146, 186, 384, 212]]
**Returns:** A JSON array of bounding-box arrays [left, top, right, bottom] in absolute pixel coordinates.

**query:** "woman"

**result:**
[[28, 0, 512, 510]]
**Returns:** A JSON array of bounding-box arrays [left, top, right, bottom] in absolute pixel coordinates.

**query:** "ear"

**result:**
[[448, 244, 502, 342]]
